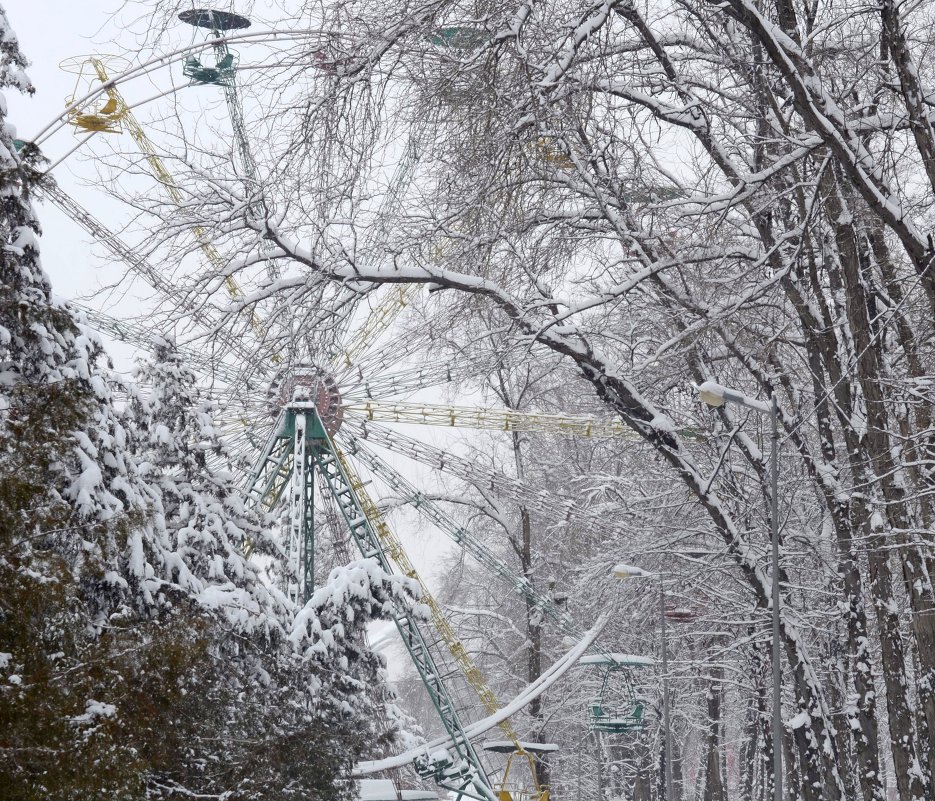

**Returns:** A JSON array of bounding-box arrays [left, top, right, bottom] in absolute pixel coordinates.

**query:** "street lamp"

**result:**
[[696, 380, 782, 801], [612, 564, 685, 801]]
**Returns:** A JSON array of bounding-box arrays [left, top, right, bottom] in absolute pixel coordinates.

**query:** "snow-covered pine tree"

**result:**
[[0, 13, 381, 796], [0, 7, 167, 796], [128, 340, 412, 798], [291, 558, 426, 742], [129, 335, 289, 630]]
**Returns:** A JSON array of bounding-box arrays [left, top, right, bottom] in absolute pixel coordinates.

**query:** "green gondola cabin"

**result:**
[[178, 8, 251, 87], [183, 51, 236, 86], [579, 653, 654, 734]]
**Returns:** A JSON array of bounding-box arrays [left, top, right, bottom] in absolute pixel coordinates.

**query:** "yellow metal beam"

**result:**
[[331, 285, 419, 371], [347, 401, 643, 438], [82, 58, 260, 329], [335, 448, 525, 745]]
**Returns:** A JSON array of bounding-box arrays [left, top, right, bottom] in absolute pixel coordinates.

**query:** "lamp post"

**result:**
[[696, 381, 782, 801], [612, 564, 689, 801]]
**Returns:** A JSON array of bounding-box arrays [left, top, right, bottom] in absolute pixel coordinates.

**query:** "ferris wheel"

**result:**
[[24, 11, 658, 801], [229, 282, 654, 801]]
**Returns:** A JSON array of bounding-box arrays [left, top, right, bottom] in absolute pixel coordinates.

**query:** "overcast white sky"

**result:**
[[6, 1, 115, 291]]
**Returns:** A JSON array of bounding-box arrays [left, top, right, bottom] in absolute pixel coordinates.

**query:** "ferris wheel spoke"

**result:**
[[346, 400, 647, 438], [222, 424, 273, 462], [342, 436, 580, 640], [339, 362, 470, 401], [74, 305, 243, 384], [219, 408, 277, 461], [42, 181, 173, 300], [330, 285, 421, 375], [324, 121, 431, 368], [281, 283, 371, 365], [356, 121, 430, 257], [209, 297, 357, 416], [334, 445, 524, 741], [337, 328, 428, 380], [40, 180, 263, 367], [301, 286, 370, 363], [70, 58, 268, 334], [341, 420, 629, 540]]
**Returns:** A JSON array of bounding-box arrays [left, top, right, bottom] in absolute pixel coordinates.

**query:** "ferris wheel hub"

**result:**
[[268, 365, 343, 436]]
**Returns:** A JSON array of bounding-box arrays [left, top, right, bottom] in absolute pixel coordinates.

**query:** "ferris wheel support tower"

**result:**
[[256, 396, 496, 801]]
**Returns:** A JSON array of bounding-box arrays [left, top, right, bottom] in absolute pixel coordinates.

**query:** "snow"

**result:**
[[11, 224, 37, 252], [787, 711, 810, 730], [355, 615, 607, 775], [291, 558, 421, 654], [358, 780, 438, 801], [4, 3, 932, 795], [70, 699, 117, 724], [197, 584, 261, 616], [612, 563, 650, 578], [578, 653, 655, 667], [650, 413, 676, 433], [697, 381, 771, 413]]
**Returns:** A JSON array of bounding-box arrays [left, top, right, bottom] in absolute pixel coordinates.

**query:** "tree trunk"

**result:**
[[782, 725, 798, 801], [703, 664, 727, 801], [738, 692, 759, 801], [817, 174, 927, 801], [633, 741, 653, 801]]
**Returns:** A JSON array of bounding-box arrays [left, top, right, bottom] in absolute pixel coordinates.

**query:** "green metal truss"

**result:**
[[244, 403, 495, 801]]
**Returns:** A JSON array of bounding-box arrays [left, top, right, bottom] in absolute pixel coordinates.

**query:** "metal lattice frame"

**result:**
[[290, 413, 315, 601], [207, 36, 280, 282], [243, 410, 541, 796], [273, 404, 495, 801], [333, 450, 537, 764]]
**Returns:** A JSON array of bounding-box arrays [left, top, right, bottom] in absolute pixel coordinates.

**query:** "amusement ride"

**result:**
[[20, 9, 661, 801]]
